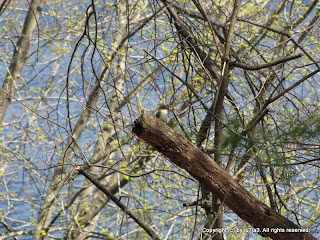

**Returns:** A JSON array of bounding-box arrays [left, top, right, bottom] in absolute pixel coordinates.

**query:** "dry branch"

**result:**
[[132, 111, 316, 240]]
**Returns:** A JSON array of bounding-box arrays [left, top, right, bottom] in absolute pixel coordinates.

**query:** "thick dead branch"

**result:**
[[132, 111, 316, 240]]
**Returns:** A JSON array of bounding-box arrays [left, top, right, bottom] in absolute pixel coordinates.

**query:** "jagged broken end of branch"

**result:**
[[132, 110, 146, 136]]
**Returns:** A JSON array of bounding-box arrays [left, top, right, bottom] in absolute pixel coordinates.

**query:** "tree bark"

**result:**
[[132, 111, 316, 240], [0, 0, 44, 124]]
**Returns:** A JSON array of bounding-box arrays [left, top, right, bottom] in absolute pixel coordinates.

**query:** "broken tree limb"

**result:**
[[132, 111, 316, 240]]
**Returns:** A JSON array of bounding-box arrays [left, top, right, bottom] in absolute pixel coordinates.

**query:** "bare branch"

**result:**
[[75, 165, 161, 240], [230, 53, 303, 71]]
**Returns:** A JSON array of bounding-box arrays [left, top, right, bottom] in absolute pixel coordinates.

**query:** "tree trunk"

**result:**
[[0, 0, 44, 123]]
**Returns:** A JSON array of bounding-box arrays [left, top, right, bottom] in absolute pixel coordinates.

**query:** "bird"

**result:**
[[155, 104, 169, 123]]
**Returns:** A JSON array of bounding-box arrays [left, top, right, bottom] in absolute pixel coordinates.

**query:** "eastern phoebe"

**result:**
[[156, 104, 169, 123]]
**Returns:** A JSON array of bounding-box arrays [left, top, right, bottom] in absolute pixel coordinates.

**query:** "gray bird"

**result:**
[[156, 104, 169, 123]]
